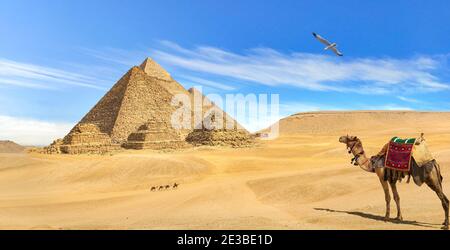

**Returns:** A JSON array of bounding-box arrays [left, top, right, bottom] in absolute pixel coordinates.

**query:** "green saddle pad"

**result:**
[[391, 136, 416, 145]]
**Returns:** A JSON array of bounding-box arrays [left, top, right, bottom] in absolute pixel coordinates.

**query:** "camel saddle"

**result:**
[[385, 137, 416, 171], [376, 135, 434, 172]]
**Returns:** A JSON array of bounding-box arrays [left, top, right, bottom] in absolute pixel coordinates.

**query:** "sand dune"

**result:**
[[272, 111, 450, 136], [0, 111, 449, 229]]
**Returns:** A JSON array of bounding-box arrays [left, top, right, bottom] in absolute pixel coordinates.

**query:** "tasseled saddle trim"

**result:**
[[384, 168, 411, 184]]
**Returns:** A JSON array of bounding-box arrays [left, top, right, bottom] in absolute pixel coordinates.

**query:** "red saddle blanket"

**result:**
[[385, 137, 416, 171]]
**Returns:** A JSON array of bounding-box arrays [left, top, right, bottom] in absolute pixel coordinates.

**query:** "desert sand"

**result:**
[[0, 111, 449, 230]]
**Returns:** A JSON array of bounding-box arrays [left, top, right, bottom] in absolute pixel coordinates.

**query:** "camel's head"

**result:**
[[339, 135, 358, 144], [339, 135, 363, 156]]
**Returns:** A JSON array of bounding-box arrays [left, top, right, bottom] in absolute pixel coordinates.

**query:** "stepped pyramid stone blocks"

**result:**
[[140, 60, 213, 137], [60, 123, 121, 154], [184, 90, 254, 147], [43, 139, 63, 154], [186, 129, 255, 147], [53, 57, 253, 154], [124, 117, 188, 150], [186, 111, 254, 147], [69, 64, 177, 144]]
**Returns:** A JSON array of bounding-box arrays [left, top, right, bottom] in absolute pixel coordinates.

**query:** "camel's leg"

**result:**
[[381, 180, 391, 221], [376, 168, 391, 221], [389, 181, 403, 221], [425, 165, 449, 230]]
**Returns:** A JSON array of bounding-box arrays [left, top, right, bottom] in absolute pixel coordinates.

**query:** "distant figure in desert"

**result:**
[[339, 134, 449, 230], [152, 184, 178, 192]]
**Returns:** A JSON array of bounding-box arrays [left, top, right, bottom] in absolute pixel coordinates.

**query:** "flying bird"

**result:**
[[312, 32, 343, 56]]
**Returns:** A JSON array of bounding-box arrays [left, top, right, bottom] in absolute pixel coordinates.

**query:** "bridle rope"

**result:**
[[346, 138, 369, 167]]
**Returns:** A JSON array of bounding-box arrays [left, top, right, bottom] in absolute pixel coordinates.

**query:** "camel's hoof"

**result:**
[[384, 217, 390, 222], [395, 216, 403, 222], [441, 225, 449, 230]]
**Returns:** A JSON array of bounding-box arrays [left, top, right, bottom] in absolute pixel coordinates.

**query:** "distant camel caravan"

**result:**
[[151, 183, 180, 192], [339, 134, 449, 230]]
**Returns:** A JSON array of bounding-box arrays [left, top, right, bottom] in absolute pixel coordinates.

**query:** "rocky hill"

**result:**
[[0, 140, 25, 153]]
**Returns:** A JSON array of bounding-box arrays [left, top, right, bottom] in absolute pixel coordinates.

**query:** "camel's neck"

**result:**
[[352, 142, 373, 172]]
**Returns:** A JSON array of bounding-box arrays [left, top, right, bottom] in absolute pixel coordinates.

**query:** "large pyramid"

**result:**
[[56, 58, 252, 154]]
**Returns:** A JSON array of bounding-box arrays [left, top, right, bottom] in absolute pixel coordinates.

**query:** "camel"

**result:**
[[151, 186, 156, 192], [165, 185, 171, 190], [339, 135, 449, 230], [173, 183, 179, 189], [158, 186, 164, 191]]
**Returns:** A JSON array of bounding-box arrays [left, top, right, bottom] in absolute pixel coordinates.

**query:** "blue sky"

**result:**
[[1, 0, 450, 145]]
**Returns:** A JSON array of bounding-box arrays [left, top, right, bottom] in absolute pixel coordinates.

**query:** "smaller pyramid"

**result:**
[[186, 128, 255, 148], [60, 123, 121, 154], [186, 112, 254, 147], [43, 139, 63, 154], [124, 116, 188, 150]]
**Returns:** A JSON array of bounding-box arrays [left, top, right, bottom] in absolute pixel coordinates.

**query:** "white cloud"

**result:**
[[79, 47, 146, 67], [0, 78, 56, 90], [176, 75, 235, 91], [0, 115, 73, 146], [397, 96, 424, 104], [0, 58, 108, 90], [78, 42, 450, 94], [149, 41, 450, 94]]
